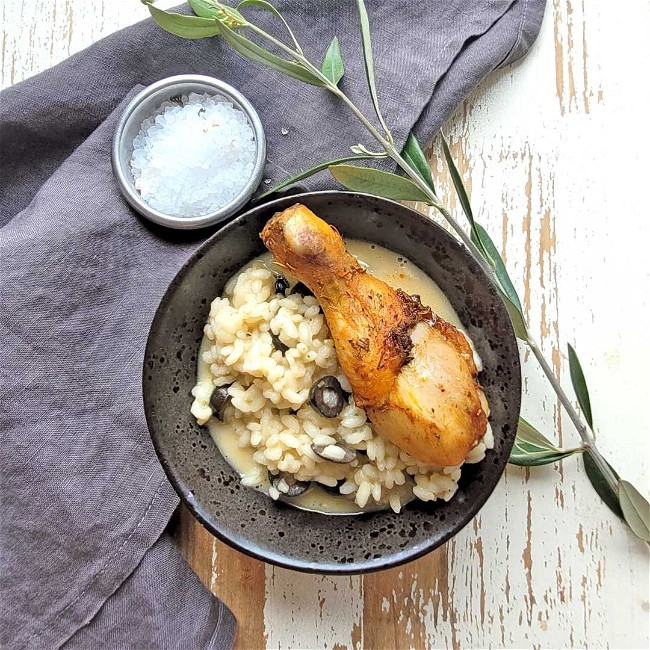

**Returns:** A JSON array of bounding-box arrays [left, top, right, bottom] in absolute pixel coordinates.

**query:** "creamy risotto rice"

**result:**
[[191, 245, 493, 514]]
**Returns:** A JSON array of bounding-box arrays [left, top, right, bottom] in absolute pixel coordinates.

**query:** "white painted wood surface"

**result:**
[[3, 1, 649, 648]]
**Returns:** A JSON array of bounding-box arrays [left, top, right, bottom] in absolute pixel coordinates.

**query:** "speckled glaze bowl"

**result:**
[[143, 191, 521, 574]]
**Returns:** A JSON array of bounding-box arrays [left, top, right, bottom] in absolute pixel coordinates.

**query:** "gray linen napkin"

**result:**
[[0, 1, 545, 648]]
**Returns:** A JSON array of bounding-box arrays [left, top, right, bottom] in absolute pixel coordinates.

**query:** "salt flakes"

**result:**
[[130, 92, 256, 217]]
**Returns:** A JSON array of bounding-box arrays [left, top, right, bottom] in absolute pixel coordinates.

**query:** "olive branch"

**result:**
[[142, 0, 649, 542]]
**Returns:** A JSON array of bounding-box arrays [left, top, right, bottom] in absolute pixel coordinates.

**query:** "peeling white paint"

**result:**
[[264, 570, 363, 649]]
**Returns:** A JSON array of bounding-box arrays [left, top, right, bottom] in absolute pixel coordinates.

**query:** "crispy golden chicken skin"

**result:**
[[261, 204, 488, 466]]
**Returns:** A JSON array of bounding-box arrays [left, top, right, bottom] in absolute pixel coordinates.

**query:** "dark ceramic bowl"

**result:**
[[143, 191, 521, 574]]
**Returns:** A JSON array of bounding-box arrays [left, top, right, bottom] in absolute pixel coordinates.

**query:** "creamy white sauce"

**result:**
[[346, 241, 463, 328], [195, 240, 471, 514]]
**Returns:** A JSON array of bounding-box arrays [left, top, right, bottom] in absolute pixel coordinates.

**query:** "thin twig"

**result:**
[[527, 337, 619, 491]]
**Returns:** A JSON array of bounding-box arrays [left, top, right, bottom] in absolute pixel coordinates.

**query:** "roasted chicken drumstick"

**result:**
[[261, 204, 489, 467]]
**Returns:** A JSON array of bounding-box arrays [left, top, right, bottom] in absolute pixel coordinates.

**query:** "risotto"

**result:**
[[190, 241, 493, 514]]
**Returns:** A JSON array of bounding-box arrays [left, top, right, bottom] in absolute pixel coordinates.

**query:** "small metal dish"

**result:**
[[111, 74, 266, 230]]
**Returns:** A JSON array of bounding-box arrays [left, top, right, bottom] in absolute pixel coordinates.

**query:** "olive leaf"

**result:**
[[143, 1, 220, 39], [567, 343, 594, 429], [187, 0, 220, 18], [438, 132, 527, 339], [473, 223, 528, 340], [354, 0, 391, 138], [402, 132, 436, 195], [256, 154, 384, 201], [216, 21, 325, 86], [619, 480, 650, 542], [583, 451, 623, 519], [584, 453, 650, 541], [473, 223, 523, 314], [237, 0, 302, 51], [509, 417, 583, 466], [321, 36, 344, 86], [440, 132, 478, 239], [566, 344, 619, 516], [329, 164, 431, 203], [569, 347, 650, 538]]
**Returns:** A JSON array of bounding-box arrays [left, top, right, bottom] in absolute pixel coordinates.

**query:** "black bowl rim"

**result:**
[[143, 190, 521, 574]]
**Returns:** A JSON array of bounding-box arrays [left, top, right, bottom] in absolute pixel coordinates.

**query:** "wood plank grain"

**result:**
[[362, 548, 449, 650], [172, 506, 267, 650], [416, 3, 650, 648], [0, 0, 148, 90], [263, 569, 362, 649], [214, 539, 267, 650]]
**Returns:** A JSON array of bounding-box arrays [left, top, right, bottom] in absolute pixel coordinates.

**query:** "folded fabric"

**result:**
[[62, 535, 236, 650], [0, 1, 545, 648]]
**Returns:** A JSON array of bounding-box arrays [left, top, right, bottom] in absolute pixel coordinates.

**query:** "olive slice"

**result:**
[[290, 281, 314, 298], [311, 443, 356, 464], [309, 375, 346, 418], [270, 331, 289, 354], [209, 384, 232, 421], [268, 470, 311, 497], [282, 482, 311, 497], [320, 479, 347, 495]]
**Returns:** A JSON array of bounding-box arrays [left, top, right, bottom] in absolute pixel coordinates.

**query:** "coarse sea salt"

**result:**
[[130, 92, 256, 218]]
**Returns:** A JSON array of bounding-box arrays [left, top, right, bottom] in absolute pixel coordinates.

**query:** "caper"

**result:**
[[274, 275, 290, 295], [209, 384, 231, 421], [268, 470, 311, 497], [309, 375, 346, 418]]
